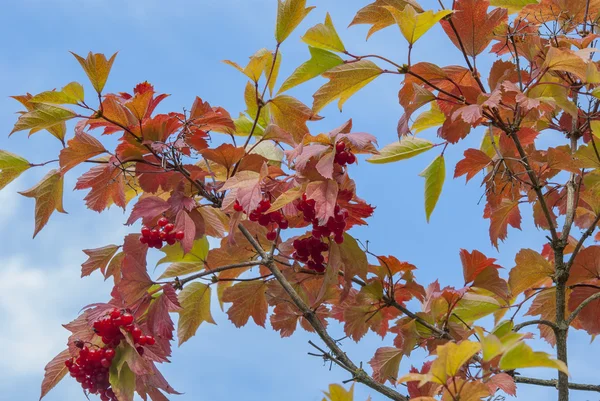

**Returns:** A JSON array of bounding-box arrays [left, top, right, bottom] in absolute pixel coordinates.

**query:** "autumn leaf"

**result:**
[[568, 286, 600, 335], [0, 150, 30, 191], [75, 157, 127, 212], [508, 249, 554, 296], [484, 199, 522, 248], [177, 282, 215, 345], [200, 143, 245, 172], [322, 383, 354, 401], [431, 341, 481, 383], [419, 155, 445, 222], [369, 347, 404, 384], [126, 196, 170, 226], [302, 13, 345, 52], [19, 169, 66, 237], [490, 0, 538, 14], [543, 47, 591, 81], [386, 5, 453, 45], [268, 95, 319, 143], [367, 137, 433, 164], [109, 361, 135, 401], [350, 0, 424, 39], [275, 0, 315, 43], [306, 180, 339, 224], [454, 148, 492, 182], [313, 60, 382, 113], [157, 237, 209, 267], [59, 131, 106, 173], [71, 51, 117, 93], [40, 349, 71, 400], [499, 342, 569, 374], [10, 103, 76, 138], [30, 82, 85, 105], [221, 170, 264, 213], [81, 244, 120, 277], [440, 0, 507, 57], [412, 102, 446, 133], [222, 281, 268, 327], [278, 47, 344, 94]]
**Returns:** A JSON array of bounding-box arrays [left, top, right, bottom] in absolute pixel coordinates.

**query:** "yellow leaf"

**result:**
[[264, 50, 282, 96], [302, 13, 345, 53], [313, 60, 382, 113], [431, 341, 481, 383], [367, 137, 434, 164], [385, 5, 453, 45], [412, 102, 446, 133], [508, 249, 554, 296], [322, 383, 354, 401], [268, 95, 320, 143], [452, 292, 501, 322], [0, 150, 30, 191], [543, 47, 589, 81], [499, 342, 569, 374], [71, 51, 117, 94], [177, 282, 215, 345], [275, 0, 315, 43], [19, 170, 66, 238], [30, 82, 85, 105], [156, 237, 209, 266], [279, 47, 344, 94], [350, 0, 424, 40], [419, 155, 445, 222], [590, 120, 600, 139], [490, 0, 539, 14], [10, 103, 76, 139]]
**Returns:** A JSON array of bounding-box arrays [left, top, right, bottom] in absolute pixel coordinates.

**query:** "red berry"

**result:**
[[145, 336, 156, 346], [266, 231, 277, 241], [136, 347, 145, 356], [278, 219, 289, 229], [158, 217, 169, 227], [234, 201, 244, 212], [121, 313, 134, 326], [346, 152, 356, 164], [258, 214, 271, 226], [164, 223, 175, 233], [336, 151, 349, 165], [150, 229, 160, 240], [110, 309, 121, 319], [139, 236, 148, 244], [100, 358, 111, 368], [138, 336, 147, 346], [175, 231, 185, 240], [336, 141, 346, 153], [104, 349, 115, 360], [132, 327, 142, 341], [141, 227, 151, 237], [334, 234, 344, 244], [166, 238, 176, 245]]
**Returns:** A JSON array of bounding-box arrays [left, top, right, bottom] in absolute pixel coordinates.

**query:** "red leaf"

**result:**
[[40, 348, 71, 400], [175, 210, 196, 253], [117, 234, 152, 306], [75, 156, 126, 212], [460, 249, 499, 284], [487, 373, 516, 397], [190, 97, 235, 133], [201, 143, 245, 171], [484, 200, 522, 248], [81, 244, 120, 277], [407, 361, 437, 398], [222, 281, 268, 327], [369, 347, 403, 384], [454, 149, 492, 182], [59, 131, 106, 173], [440, 0, 507, 57], [126, 196, 170, 226], [305, 180, 339, 224], [569, 285, 600, 335], [567, 246, 600, 286], [147, 285, 181, 342]]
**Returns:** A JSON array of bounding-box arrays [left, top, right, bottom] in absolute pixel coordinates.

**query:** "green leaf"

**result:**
[[71, 52, 117, 94], [177, 282, 215, 345], [419, 155, 445, 222], [109, 361, 135, 401], [158, 262, 205, 280], [367, 137, 433, 164], [10, 104, 76, 138], [313, 59, 382, 113], [29, 82, 85, 105], [452, 292, 501, 322], [412, 102, 445, 133], [301, 13, 345, 53], [234, 113, 265, 137], [0, 150, 30, 191], [276, 0, 315, 43], [489, 0, 539, 13], [279, 47, 344, 94], [156, 236, 209, 267], [385, 5, 453, 45], [499, 342, 569, 374], [590, 120, 600, 140]]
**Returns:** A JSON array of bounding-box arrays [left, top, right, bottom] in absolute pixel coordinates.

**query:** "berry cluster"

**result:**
[[66, 308, 155, 400], [140, 217, 184, 249], [236, 199, 289, 241], [334, 140, 356, 166], [293, 195, 349, 272], [65, 343, 116, 400]]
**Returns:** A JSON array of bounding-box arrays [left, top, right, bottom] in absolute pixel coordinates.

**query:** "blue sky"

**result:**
[[0, 0, 598, 400]]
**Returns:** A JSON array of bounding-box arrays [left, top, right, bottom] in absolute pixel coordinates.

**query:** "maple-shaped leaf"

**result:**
[[432, 341, 481, 383], [222, 281, 268, 327], [0, 150, 30, 191], [19, 169, 66, 237], [525, 288, 559, 345], [386, 5, 453, 45], [11, 94, 67, 143], [322, 383, 355, 401], [313, 60, 382, 113], [302, 13, 345, 53], [440, 0, 507, 57], [126, 196, 170, 226], [337, 233, 369, 281], [412, 102, 446, 133], [509, 249, 554, 296], [156, 236, 209, 267], [117, 234, 152, 306], [177, 282, 215, 345], [460, 249, 499, 284], [268, 95, 320, 143], [224, 48, 273, 83], [81, 244, 120, 277], [350, 0, 424, 39], [484, 199, 522, 248], [543, 47, 592, 82], [567, 246, 600, 285], [499, 341, 569, 374], [406, 362, 438, 399], [59, 131, 106, 173], [189, 97, 235, 134], [40, 348, 71, 400], [75, 157, 127, 212], [10, 103, 76, 140], [201, 143, 245, 173], [367, 137, 433, 164], [278, 47, 344, 94], [221, 170, 265, 213], [369, 347, 404, 384], [71, 51, 117, 93], [454, 149, 492, 182], [306, 180, 339, 224], [419, 155, 445, 222], [147, 285, 180, 343], [29, 81, 85, 105], [275, 0, 315, 43]]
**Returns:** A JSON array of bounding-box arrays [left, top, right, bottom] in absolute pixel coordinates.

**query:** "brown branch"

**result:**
[[513, 319, 558, 333], [173, 260, 262, 288], [566, 212, 600, 273], [515, 376, 600, 392], [566, 291, 600, 325]]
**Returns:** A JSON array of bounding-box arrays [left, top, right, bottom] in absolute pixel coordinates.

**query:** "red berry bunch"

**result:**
[[236, 199, 289, 240], [93, 308, 155, 353], [140, 217, 184, 249], [292, 237, 329, 272], [334, 140, 356, 166], [65, 342, 117, 400]]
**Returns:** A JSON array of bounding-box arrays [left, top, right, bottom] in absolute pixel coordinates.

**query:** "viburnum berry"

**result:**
[[233, 200, 244, 212], [334, 140, 356, 167], [266, 231, 278, 241], [140, 219, 185, 249], [239, 197, 289, 235]]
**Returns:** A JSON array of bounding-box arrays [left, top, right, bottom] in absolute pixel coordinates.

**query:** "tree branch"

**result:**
[[513, 319, 558, 333], [566, 291, 600, 325], [173, 260, 263, 288], [515, 376, 600, 392]]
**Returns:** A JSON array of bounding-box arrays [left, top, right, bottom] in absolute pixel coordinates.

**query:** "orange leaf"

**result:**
[[59, 131, 106, 173], [454, 149, 492, 182], [222, 281, 268, 327], [40, 348, 71, 400], [19, 170, 66, 237], [71, 51, 117, 93], [81, 244, 120, 277]]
